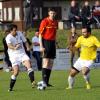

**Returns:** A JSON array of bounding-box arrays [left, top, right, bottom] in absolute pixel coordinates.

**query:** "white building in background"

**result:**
[[0, 2, 2, 21], [0, 0, 96, 30]]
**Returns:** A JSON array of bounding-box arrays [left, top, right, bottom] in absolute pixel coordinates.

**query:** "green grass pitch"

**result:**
[[0, 69, 100, 100]]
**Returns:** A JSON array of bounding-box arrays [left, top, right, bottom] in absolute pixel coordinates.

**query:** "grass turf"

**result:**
[[0, 69, 100, 100]]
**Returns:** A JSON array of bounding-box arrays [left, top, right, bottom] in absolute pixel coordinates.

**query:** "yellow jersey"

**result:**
[[75, 35, 100, 60]]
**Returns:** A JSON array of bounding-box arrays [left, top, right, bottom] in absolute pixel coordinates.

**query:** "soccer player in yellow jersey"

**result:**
[[66, 27, 100, 89]]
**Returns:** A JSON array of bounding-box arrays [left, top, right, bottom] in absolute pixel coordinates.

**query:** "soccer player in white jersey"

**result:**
[[6, 24, 35, 91]]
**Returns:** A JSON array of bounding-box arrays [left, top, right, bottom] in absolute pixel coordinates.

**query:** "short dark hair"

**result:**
[[48, 8, 56, 12], [9, 24, 17, 31], [82, 27, 91, 33], [87, 27, 91, 33]]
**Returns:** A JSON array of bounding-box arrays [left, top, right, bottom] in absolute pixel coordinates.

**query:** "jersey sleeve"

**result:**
[[39, 19, 47, 35], [94, 37, 100, 47], [75, 37, 81, 48], [20, 32, 27, 43], [6, 35, 12, 44]]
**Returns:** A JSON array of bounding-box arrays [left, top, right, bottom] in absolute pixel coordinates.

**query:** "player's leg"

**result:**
[[82, 67, 90, 83], [23, 60, 36, 87], [41, 39, 56, 87], [42, 58, 50, 85], [22, 55, 36, 88], [42, 59, 54, 87], [82, 67, 91, 89], [67, 58, 81, 89], [46, 59, 54, 86], [42, 58, 54, 87], [66, 68, 79, 89], [81, 60, 93, 89], [8, 65, 19, 91]]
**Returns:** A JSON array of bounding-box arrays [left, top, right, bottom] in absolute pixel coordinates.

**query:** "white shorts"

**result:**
[[10, 53, 30, 67], [73, 58, 94, 71]]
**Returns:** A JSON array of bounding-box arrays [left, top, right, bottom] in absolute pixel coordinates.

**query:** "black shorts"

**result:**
[[42, 38, 56, 59]]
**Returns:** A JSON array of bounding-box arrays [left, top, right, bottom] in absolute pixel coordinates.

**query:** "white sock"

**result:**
[[68, 76, 74, 88], [83, 73, 90, 84]]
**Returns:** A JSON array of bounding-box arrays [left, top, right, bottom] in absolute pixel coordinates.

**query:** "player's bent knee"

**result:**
[[70, 73, 76, 77], [13, 70, 19, 76], [82, 67, 90, 75], [82, 70, 90, 75], [69, 69, 78, 77], [24, 60, 31, 68]]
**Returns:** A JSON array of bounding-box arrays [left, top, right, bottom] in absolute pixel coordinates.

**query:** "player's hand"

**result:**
[[75, 16, 80, 20], [87, 17, 91, 20], [40, 47, 45, 52], [15, 43, 21, 50]]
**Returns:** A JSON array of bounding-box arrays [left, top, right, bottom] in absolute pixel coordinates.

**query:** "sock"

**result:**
[[9, 75, 16, 90], [83, 73, 90, 84], [28, 68, 34, 83], [46, 69, 51, 85], [68, 76, 74, 88], [42, 68, 48, 84]]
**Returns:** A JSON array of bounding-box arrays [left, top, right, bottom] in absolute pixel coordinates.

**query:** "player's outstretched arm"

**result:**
[[7, 43, 20, 50]]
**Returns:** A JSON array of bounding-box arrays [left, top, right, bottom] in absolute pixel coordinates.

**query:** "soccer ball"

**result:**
[[37, 81, 47, 90]]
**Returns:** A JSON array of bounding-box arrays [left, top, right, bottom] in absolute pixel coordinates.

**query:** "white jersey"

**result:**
[[6, 31, 26, 57], [32, 36, 40, 51]]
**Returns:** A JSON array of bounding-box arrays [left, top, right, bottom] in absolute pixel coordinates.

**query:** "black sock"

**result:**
[[9, 79, 16, 90], [42, 68, 48, 84], [28, 71, 34, 83], [46, 69, 51, 84]]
